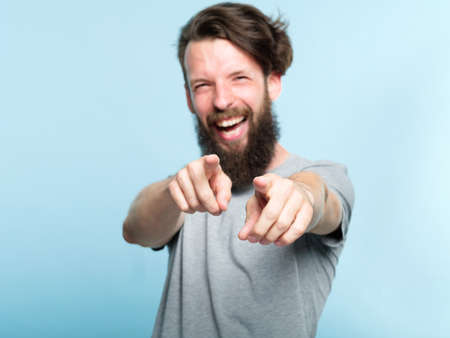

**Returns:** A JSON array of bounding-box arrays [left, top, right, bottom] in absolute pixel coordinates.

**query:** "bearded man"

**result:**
[[123, 3, 354, 338]]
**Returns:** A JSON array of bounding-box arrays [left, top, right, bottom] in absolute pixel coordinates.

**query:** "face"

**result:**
[[184, 38, 281, 189]]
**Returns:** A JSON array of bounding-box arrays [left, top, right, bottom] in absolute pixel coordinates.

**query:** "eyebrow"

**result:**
[[189, 69, 251, 87], [189, 77, 210, 88], [228, 70, 248, 77]]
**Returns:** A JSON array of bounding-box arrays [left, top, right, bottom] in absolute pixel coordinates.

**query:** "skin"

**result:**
[[184, 38, 282, 153], [122, 38, 342, 248]]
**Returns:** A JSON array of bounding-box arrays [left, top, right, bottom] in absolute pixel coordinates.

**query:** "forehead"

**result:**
[[184, 38, 263, 79]]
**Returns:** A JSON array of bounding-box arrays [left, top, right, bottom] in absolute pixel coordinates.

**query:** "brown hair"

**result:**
[[178, 2, 293, 83]]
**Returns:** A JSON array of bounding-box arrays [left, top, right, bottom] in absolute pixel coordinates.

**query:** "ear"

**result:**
[[267, 72, 282, 101], [185, 84, 195, 114]]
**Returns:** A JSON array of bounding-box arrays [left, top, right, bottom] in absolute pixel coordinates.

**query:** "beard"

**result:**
[[195, 92, 280, 191]]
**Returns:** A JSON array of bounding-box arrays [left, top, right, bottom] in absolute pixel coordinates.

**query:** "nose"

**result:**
[[213, 81, 234, 112]]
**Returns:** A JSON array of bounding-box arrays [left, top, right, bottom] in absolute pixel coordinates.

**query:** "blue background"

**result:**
[[1, 0, 449, 337]]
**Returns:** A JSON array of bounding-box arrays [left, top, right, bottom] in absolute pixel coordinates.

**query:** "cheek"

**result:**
[[195, 112, 209, 128], [193, 102, 211, 127], [193, 93, 213, 115], [236, 85, 265, 110]]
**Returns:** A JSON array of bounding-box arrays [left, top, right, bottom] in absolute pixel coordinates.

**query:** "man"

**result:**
[[123, 3, 354, 338]]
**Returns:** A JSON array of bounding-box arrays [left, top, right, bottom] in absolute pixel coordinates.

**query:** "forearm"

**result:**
[[123, 177, 184, 248], [289, 171, 342, 235]]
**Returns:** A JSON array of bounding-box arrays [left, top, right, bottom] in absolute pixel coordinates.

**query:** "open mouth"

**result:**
[[213, 116, 248, 141], [216, 116, 246, 130]]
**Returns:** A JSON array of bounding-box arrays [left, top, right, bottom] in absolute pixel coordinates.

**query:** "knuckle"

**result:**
[[292, 194, 303, 209], [293, 189, 303, 201], [252, 229, 265, 238], [264, 208, 278, 222], [264, 232, 277, 242], [293, 225, 306, 238], [179, 205, 190, 213], [301, 204, 312, 218], [168, 180, 177, 193], [188, 199, 202, 212], [176, 169, 186, 182], [283, 237, 295, 246], [196, 190, 208, 203], [198, 194, 216, 211], [275, 220, 290, 232], [188, 198, 200, 210], [186, 162, 197, 176], [205, 203, 219, 214], [276, 237, 289, 246]]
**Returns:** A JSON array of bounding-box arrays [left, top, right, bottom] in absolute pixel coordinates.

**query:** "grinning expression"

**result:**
[[184, 38, 281, 153], [184, 38, 282, 189], [195, 89, 280, 190]]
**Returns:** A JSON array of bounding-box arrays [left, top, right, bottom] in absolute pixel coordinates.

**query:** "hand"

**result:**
[[168, 154, 232, 215], [238, 173, 314, 246]]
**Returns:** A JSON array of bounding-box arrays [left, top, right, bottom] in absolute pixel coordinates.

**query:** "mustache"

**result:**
[[206, 106, 251, 126]]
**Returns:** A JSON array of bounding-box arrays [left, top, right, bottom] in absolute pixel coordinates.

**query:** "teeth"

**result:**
[[216, 116, 244, 128], [223, 127, 240, 137]]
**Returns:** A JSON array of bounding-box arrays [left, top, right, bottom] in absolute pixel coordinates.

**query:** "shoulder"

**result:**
[[274, 153, 348, 176], [283, 153, 355, 209]]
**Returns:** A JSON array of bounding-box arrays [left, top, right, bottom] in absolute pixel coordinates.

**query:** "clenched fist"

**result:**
[[168, 154, 232, 216], [238, 173, 315, 246]]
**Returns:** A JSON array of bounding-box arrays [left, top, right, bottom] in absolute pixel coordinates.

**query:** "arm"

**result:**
[[238, 171, 344, 246], [123, 155, 232, 248], [289, 171, 342, 236], [122, 177, 184, 248]]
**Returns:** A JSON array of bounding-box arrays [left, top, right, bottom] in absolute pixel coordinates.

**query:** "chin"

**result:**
[[219, 138, 248, 153]]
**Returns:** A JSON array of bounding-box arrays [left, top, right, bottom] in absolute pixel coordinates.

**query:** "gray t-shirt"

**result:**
[[152, 154, 354, 338]]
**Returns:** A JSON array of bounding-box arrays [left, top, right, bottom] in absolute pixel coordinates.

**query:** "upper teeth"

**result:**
[[216, 116, 244, 128]]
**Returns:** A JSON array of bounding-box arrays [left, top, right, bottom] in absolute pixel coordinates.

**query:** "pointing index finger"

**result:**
[[215, 174, 232, 211], [204, 154, 220, 177]]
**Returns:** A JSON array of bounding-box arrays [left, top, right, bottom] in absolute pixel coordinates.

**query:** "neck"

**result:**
[[266, 143, 290, 171]]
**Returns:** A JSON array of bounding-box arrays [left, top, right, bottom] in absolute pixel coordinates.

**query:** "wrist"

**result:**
[[292, 179, 326, 232]]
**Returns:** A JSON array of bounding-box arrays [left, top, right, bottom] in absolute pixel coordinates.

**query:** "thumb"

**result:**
[[252, 176, 272, 208], [253, 175, 271, 194]]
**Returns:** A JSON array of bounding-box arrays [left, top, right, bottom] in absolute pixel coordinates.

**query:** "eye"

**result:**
[[194, 83, 209, 91], [235, 76, 248, 81]]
